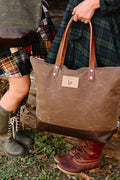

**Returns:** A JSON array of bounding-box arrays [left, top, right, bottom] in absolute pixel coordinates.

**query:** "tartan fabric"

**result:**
[[0, 0, 56, 77], [0, 48, 32, 77], [46, 0, 120, 69], [32, 0, 56, 59]]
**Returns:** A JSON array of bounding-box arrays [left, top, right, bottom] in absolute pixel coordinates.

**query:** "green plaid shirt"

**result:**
[[46, 0, 120, 69]]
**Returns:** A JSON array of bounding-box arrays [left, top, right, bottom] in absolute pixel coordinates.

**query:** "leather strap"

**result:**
[[52, 16, 97, 82]]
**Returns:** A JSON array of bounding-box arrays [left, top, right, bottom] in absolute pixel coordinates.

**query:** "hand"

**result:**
[[72, 0, 100, 24]]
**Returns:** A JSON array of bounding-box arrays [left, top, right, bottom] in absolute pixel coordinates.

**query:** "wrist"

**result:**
[[93, 0, 100, 9], [89, 0, 100, 9]]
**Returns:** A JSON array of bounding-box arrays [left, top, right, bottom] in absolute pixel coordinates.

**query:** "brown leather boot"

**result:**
[[54, 145, 78, 163], [54, 139, 96, 163], [57, 140, 105, 174]]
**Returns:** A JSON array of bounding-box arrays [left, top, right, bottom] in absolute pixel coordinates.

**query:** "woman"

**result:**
[[0, 47, 32, 157], [46, 0, 120, 174], [0, 0, 56, 157]]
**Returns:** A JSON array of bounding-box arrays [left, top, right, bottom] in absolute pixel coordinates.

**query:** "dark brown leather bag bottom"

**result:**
[[36, 118, 117, 143]]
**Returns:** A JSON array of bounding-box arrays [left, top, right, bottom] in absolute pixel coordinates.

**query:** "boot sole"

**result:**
[[15, 140, 34, 149], [54, 157, 60, 163], [57, 163, 100, 175], [57, 164, 79, 175], [0, 146, 24, 158]]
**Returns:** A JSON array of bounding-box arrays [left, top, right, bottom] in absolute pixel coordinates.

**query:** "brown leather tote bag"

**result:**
[[30, 17, 120, 143]]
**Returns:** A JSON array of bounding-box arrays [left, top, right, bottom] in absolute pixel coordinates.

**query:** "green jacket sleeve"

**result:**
[[100, 0, 120, 15]]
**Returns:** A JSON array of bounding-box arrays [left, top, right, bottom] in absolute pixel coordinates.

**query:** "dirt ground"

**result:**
[[0, 78, 120, 180]]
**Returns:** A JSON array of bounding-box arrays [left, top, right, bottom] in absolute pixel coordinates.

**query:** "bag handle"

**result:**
[[52, 16, 97, 82]]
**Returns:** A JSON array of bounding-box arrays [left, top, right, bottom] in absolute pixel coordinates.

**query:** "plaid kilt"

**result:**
[[0, 0, 56, 77], [32, 0, 56, 59], [46, 0, 120, 69], [0, 48, 32, 77]]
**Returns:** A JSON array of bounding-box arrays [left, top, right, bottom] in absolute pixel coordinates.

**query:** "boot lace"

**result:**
[[70, 145, 78, 155], [7, 112, 16, 142], [74, 140, 93, 162], [8, 116, 17, 139], [8, 105, 26, 140]]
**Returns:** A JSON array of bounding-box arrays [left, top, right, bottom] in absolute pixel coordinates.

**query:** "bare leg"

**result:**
[[0, 74, 30, 113]]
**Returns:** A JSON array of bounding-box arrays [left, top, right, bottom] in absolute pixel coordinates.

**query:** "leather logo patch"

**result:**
[[61, 75, 79, 88]]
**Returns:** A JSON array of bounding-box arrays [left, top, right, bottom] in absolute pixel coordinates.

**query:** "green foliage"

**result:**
[[0, 129, 71, 180], [24, 129, 70, 157], [0, 129, 119, 180]]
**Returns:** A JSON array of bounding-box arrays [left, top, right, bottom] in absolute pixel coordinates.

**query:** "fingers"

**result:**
[[72, 8, 88, 23], [72, 7, 76, 15], [72, 5, 79, 14], [81, 19, 84, 22], [73, 14, 79, 22], [72, 13, 89, 24], [81, 19, 90, 24], [72, 1, 95, 24]]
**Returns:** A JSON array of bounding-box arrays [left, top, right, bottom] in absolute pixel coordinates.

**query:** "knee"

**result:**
[[19, 83, 30, 96], [15, 81, 30, 97], [9, 77, 31, 99]]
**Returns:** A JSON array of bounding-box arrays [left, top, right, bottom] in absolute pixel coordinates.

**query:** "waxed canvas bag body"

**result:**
[[31, 17, 120, 143], [0, 0, 42, 48]]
